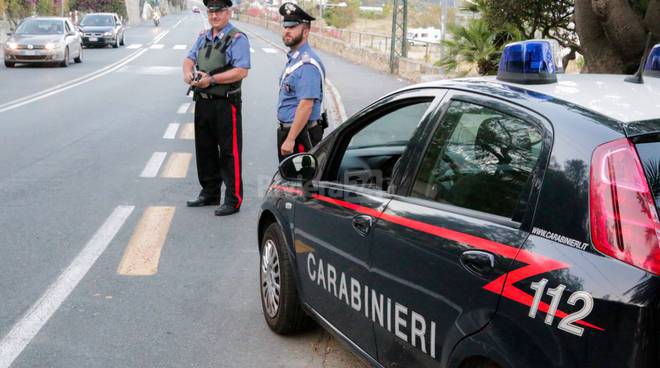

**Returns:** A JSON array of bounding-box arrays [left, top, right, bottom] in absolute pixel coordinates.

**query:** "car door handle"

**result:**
[[352, 215, 374, 237], [460, 250, 496, 277]]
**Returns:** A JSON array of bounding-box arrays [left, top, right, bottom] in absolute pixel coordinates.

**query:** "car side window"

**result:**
[[411, 100, 543, 219], [329, 99, 433, 192]]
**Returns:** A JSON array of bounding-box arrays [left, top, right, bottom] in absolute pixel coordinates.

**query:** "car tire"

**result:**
[[74, 46, 82, 63], [260, 222, 314, 334], [120, 33, 125, 46], [60, 48, 69, 67], [113, 37, 119, 48], [4, 60, 15, 68]]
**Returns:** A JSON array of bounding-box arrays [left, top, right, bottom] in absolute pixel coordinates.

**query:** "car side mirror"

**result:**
[[116, 22, 122, 26], [6, 32, 12, 36], [279, 154, 318, 182]]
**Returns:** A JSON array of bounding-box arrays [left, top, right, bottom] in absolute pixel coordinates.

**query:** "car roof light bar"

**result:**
[[497, 40, 560, 85], [643, 44, 660, 78]]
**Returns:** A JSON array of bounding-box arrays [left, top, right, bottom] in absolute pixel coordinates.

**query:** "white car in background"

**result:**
[[4, 16, 82, 68]]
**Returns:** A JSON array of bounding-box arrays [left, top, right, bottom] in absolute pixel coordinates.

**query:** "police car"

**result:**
[[257, 40, 660, 368]]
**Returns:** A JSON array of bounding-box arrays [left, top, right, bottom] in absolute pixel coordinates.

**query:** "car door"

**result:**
[[294, 89, 445, 358], [369, 91, 552, 367]]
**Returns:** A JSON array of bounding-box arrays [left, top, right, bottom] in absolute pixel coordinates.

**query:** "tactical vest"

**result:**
[[196, 27, 244, 98]]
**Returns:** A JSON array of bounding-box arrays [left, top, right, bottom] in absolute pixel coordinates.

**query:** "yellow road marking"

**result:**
[[179, 123, 195, 140], [160, 152, 192, 178], [117, 206, 175, 276]]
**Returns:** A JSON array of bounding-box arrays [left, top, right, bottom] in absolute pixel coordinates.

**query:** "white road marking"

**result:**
[[153, 30, 170, 44], [126, 44, 142, 49], [250, 47, 255, 53], [177, 102, 191, 114], [0, 205, 134, 368], [173, 44, 187, 50], [0, 49, 148, 114], [150, 44, 165, 49], [262, 48, 279, 54], [163, 123, 180, 139], [117, 66, 180, 75], [140, 152, 167, 178]]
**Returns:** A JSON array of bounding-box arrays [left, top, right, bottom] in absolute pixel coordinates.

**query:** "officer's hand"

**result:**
[[184, 72, 194, 84], [191, 72, 210, 88], [280, 138, 295, 156]]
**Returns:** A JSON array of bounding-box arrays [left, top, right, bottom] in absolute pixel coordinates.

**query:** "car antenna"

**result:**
[[625, 32, 655, 84]]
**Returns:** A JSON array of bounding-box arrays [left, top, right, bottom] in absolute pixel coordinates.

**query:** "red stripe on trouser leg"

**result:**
[[298, 143, 306, 153], [231, 105, 242, 208]]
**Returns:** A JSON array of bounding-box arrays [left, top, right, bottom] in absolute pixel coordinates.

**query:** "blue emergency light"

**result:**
[[644, 44, 660, 78], [497, 40, 559, 84]]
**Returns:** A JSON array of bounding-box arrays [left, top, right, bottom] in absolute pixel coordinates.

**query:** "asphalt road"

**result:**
[[0, 11, 407, 368]]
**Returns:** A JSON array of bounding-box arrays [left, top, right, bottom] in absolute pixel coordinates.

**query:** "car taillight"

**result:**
[[590, 138, 660, 275]]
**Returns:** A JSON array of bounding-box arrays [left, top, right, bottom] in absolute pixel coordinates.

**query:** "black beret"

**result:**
[[204, 0, 232, 11], [279, 2, 315, 27]]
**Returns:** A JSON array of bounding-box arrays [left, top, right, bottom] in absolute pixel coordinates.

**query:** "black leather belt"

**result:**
[[197, 92, 223, 100], [279, 120, 319, 129]]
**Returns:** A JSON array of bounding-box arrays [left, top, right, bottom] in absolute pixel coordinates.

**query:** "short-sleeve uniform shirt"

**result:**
[[277, 42, 325, 123]]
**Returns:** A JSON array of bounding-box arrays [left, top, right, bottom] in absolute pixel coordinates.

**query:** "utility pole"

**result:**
[[439, 0, 448, 59], [389, 0, 408, 74]]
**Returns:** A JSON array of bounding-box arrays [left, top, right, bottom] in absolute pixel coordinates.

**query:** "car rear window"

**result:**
[[636, 139, 660, 211]]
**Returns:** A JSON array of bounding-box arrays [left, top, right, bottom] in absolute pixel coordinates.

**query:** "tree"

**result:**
[[324, 0, 359, 28], [481, 0, 578, 69], [437, 19, 500, 76], [36, 0, 53, 15], [575, 0, 660, 73]]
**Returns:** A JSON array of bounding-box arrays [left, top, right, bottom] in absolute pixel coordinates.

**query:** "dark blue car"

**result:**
[[257, 41, 660, 368]]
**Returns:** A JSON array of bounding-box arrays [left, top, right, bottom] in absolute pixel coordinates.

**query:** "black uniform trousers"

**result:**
[[194, 97, 243, 209], [276, 122, 324, 162]]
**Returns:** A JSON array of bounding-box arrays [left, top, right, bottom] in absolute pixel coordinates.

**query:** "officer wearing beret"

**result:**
[[183, 0, 250, 216], [276, 2, 326, 162]]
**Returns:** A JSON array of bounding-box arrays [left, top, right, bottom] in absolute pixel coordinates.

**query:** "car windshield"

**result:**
[[15, 20, 64, 35], [80, 15, 115, 27]]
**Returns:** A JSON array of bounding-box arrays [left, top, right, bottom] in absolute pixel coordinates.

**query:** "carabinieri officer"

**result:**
[[276, 2, 326, 162], [183, 0, 250, 216]]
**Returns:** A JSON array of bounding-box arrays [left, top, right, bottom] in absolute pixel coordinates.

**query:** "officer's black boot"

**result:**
[[186, 195, 220, 207], [214, 204, 240, 216]]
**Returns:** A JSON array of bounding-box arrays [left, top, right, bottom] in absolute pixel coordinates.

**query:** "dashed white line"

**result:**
[[173, 44, 187, 50], [163, 123, 180, 139], [0, 205, 134, 368], [262, 47, 279, 54], [126, 44, 142, 49], [140, 152, 167, 178], [177, 102, 191, 114], [150, 44, 165, 49]]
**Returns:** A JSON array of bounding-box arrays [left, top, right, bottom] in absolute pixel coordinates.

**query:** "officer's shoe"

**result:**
[[186, 195, 220, 207], [214, 204, 240, 216]]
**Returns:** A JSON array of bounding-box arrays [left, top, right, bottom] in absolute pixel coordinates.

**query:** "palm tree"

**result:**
[[437, 19, 499, 76]]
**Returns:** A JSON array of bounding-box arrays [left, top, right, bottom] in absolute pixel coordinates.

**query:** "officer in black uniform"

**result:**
[[183, 0, 250, 216], [276, 2, 326, 162]]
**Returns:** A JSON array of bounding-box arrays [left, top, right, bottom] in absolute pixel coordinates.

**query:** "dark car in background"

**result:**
[[79, 13, 125, 48], [4, 16, 82, 68], [257, 40, 660, 368]]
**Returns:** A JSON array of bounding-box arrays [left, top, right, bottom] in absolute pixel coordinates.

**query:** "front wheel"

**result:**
[[260, 223, 314, 334], [74, 46, 82, 63], [4, 60, 15, 68], [60, 47, 69, 67], [113, 36, 119, 48], [120, 33, 125, 46]]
